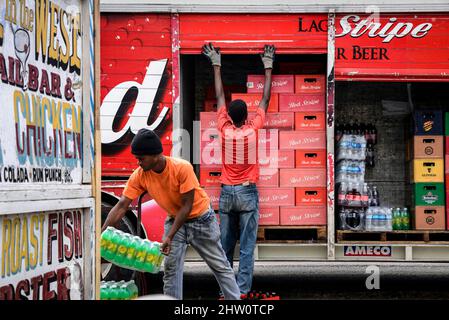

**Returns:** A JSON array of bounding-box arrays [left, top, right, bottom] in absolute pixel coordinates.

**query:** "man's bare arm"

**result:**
[[101, 195, 133, 233], [213, 65, 226, 108], [259, 44, 276, 112], [259, 68, 273, 112]]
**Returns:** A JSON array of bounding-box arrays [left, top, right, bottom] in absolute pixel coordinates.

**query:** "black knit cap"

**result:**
[[131, 128, 163, 156], [228, 99, 248, 124]]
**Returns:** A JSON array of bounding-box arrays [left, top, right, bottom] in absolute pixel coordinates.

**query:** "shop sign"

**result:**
[[0, 210, 84, 300], [0, 0, 84, 185]]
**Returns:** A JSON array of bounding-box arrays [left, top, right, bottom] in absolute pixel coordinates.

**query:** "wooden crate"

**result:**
[[257, 226, 327, 243], [336, 230, 449, 244]]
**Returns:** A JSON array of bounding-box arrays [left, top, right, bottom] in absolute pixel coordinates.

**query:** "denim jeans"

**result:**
[[219, 184, 259, 294], [163, 208, 240, 300]]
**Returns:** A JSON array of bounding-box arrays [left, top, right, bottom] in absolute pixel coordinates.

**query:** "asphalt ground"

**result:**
[[145, 261, 449, 300]]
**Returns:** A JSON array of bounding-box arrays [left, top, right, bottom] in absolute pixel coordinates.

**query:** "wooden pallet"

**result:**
[[337, 230, 449, 244], [257, 226, 327, 243]]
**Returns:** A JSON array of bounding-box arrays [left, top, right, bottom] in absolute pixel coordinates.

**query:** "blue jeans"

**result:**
[[163, 208, 240, 300], [219, 184, 259, 294]]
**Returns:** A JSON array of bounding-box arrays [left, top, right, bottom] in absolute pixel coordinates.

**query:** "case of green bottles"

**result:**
[[412, 183, 445, 206], [100, 226, 164, 273], [100, 280, 138, 300]]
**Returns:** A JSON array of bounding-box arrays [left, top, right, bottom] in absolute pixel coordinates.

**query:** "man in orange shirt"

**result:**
[[102, 129, 240, 300], [202, 43, 275, 297]]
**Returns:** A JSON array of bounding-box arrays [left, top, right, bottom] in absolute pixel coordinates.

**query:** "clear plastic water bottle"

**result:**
[[378, 208, 390, 231], [364, 208, 373, 231], [361, 183, 369, 207], [371, 209, 379, 231], [371, 186, 379, 207], [352, 184, 362, 207], [338, 182, 347, 206], [385, 208, 393, 231], [347, 182, 354, 206]]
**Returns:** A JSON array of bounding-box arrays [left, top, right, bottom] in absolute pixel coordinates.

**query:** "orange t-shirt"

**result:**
[[123, 157, 210, 219], [217, 105, 266, 185]]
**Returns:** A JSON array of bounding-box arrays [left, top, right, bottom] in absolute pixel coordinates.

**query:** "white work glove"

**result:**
[[260, 44, 275, 69], [202, 42, 221, 66]]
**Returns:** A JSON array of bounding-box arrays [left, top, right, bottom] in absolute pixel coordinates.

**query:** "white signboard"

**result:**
[[0, 209, 84, 300], [0, 0, 83, 185]]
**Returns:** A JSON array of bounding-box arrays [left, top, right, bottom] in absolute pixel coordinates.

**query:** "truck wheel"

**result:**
[[101, 200, 148, 296]]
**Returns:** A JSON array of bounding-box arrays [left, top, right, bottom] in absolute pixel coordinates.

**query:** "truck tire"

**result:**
[[101, 199, 148, 296]]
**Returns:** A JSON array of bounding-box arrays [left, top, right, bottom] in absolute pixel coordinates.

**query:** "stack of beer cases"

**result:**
[[446, 112, 449, 230], [410, 110, 446, 230], [199, 74, 327, 228], [244, 74, 294, 226], [199, 109, 221, 222], [277, 75, 327, 226]]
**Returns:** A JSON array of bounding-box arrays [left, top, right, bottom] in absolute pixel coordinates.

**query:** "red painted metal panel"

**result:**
[[100, 13, 174, 176], [335, 13, 449, 81], [100, 11, 449, 178], [179, 14, 327, 54]]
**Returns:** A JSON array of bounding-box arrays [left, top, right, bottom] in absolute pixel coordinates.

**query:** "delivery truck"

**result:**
[[0, 0, 101, 300], [98, 0, 449, 293]]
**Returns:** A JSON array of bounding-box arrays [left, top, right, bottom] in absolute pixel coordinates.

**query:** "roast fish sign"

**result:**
[[0, 0, 83, 185]]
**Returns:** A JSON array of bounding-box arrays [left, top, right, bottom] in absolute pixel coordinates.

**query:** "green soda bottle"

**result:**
[[105, 281, 115, 300], [118, 282, 129, 300], [101, 227, 116, 260], [109, 284, 119, 300], [142, 239, 155, 273], [402, 208, 410, 230], [133, 238, 147, 271], [115, 233, 131, 267], [151, 242, 163, 273], [100, 281, 108, 300], [106, 229, 122, 262], [121, 281, 135, 300], [392, 208, 401, 230], [124, 236, 139, 268], [100, 230, 109, 257], [128, 280, 139, 299]]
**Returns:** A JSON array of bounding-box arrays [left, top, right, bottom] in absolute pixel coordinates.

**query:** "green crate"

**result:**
[[413, 183, 445, 206]]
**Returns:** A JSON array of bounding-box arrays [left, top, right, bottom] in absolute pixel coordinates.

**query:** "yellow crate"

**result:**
[[411, 159, 444, 183]]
